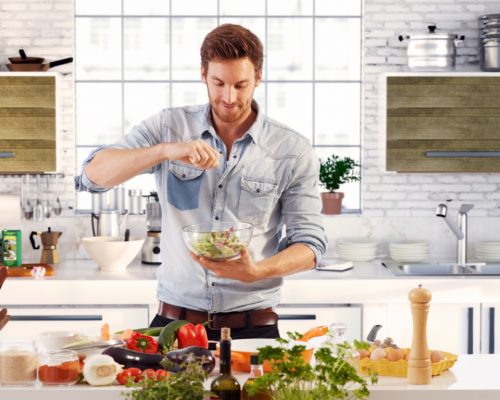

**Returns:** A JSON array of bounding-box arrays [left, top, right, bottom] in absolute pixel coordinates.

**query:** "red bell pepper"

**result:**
[[125, 331, 159, 354], [177, 323, 209, 349]]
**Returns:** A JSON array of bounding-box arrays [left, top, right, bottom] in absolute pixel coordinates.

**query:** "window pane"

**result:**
[[267, 83, 312, 143], [76, 83, 122, 145], [124, 18, 170, 80], [75, 0, 121, 15], [315, 83, 360, 146], [171, 18, 218, 80], [171, 83, 208, 107], [76, 17, 122, 80], [267, 18, 312, 80], [316, 0, 361, 16], [124, 83, 170, 133], [315, 147, 361, 210], [220, 0, 265, 15], [268, 0, 313, 16], [124, 0, 169, 15], [315, 18, 361, 80], [171, 0, 217, 15]]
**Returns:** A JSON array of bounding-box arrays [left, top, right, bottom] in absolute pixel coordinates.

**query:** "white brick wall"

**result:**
[[0, 0, 74, 210], [363, 0, 500, 217], [0, 0, 499, 228]]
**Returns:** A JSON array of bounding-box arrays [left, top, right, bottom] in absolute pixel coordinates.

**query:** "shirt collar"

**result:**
[[199, 100, 264, 144]]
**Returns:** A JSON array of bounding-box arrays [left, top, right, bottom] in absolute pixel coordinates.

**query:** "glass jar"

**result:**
[[0, 340, 37, 385], [38, 350, 79, 385]]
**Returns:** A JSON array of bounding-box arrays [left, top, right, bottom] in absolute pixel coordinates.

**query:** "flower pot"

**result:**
[[321, 192, 344, 215]]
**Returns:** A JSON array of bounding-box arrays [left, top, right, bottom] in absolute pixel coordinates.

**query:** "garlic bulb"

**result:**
[[83, 354, 123, 386]]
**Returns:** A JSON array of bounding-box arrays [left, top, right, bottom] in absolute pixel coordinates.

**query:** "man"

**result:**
[[76, 24, 327, 340]]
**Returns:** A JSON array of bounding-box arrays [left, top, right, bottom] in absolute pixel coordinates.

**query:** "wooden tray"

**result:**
[[4, 263, 54, 277]]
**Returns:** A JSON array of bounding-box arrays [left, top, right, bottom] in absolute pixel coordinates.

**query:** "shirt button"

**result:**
[[218, 184, 223, 188], [233, 155, 237, 159], [214, 216, 219, 220], [219, 150, 223, 154]]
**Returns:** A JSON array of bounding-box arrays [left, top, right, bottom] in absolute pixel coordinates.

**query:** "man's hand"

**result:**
[[165, 139, 220, 169], [190, 248, 262, 282]]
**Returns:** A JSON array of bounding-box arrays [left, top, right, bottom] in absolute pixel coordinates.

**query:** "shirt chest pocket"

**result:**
[[167, 162, 205, 211], [238, 177, 278, 226]]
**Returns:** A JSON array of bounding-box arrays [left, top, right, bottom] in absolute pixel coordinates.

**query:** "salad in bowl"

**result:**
[[182, 222, 253, 260]]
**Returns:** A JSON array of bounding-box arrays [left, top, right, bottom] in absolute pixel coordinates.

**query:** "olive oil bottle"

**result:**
[[242, 355, 270, 400], [210, 327, 241, 400]]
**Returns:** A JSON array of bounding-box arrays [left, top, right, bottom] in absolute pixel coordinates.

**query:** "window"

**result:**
[[75, 0, 362, 211]]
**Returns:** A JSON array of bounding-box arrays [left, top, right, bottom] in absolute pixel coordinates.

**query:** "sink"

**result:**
[[384, 261, 500, 276], [389, 263, 473, 276]]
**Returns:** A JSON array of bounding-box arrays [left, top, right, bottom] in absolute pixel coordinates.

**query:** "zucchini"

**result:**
[[158, 320, 189, 351], [114, 327, 163, 336]]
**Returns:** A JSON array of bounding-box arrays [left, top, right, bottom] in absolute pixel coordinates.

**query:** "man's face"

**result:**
[[201, 57, 261, 124]]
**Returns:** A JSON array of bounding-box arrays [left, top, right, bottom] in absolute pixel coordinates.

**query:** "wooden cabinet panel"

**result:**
[[0, 75, 56, 173], [386, 75, 500, 172]]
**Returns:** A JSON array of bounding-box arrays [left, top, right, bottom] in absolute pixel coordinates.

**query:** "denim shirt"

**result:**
[[75, 101, 327, 312]]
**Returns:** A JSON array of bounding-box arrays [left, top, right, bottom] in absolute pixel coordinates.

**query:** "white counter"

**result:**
[[1, 355, 499, 400]]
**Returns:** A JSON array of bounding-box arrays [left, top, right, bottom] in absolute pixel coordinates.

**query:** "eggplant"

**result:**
[[163, 346, 215, 374], [102, 346, 164, 370]]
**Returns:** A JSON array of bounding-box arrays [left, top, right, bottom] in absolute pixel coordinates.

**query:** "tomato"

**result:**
[[117, 367, 143, 385], [155, 369, 169, 381], [142, 369, 156, 380]]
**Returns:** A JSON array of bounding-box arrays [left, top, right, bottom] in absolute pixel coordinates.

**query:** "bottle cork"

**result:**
[[407, 284, 432, 385]]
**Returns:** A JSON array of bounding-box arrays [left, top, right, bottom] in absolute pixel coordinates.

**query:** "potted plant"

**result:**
[[319, 155, 360, 215]]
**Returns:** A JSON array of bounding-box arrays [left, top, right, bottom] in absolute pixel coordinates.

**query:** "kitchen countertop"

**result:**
[[1, 354, 499, 400], [3, 258, 500, 305]]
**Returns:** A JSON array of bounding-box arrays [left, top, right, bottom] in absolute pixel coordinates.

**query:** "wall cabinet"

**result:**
[[2, 305, 150, 342], [386, 74, 500, 172], [0, 74, 57, 173]]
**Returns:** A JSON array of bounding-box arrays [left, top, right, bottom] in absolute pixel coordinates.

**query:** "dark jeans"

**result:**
[[150, 313, 280, 347]]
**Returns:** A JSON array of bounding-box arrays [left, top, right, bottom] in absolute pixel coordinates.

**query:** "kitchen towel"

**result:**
[[0, 195, 21, 230]]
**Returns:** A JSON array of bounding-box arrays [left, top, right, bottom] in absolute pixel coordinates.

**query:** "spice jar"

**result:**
[[0, 340, 37, 385], [38, 350, 79, 385]]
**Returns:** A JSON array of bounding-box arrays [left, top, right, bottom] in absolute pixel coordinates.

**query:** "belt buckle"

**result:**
[[207, 312, 217, 330]]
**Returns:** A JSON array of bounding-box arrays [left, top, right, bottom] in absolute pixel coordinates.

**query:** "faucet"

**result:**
[[435, 203, 474, 266]]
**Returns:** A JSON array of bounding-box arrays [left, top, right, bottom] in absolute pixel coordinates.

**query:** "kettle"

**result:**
[[91, 210, 128, 237], [29, 227, 62, 264]]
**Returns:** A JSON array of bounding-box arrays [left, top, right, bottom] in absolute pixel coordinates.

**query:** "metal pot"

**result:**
[[479, 14, 500, 71], [399, 25, 465, 71]]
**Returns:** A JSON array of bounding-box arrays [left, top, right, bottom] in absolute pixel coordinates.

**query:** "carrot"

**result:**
[[299, 325, 329, 342], [101, 323, 110, 341]]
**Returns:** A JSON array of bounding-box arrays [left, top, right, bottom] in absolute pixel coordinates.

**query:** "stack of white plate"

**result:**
[[336, 238, 378, 261], [474, 242, 500, 261], [389, 241, 429, 262]]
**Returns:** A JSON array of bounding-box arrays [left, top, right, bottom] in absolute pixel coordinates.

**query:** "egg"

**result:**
[[386, 348, 404, 361], [370, 347, 387, 361], [431, 350, 445, 363], [358, 350, 371, 359]]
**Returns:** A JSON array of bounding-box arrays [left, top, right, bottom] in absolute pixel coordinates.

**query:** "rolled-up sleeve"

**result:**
[[280, 147, 328, 267], [75, 112, 165, 193]]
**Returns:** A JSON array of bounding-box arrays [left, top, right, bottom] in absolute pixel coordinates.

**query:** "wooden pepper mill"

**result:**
[[407, 284, 432, 385]]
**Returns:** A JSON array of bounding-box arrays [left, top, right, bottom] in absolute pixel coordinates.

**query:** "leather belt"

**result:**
[[158, 301, 278, 330]]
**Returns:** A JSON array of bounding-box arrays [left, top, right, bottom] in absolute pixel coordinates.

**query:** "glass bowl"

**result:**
[[183, 222, 253, 261]]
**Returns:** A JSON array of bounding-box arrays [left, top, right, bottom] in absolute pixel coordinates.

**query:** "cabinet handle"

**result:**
[[467, 307, 474, 354], [10, 315, 103, 321], [0, 151, 15, 159], [489, 307, 495, 354], [278, 314, 316, 321], [426, 151, 500, 158]]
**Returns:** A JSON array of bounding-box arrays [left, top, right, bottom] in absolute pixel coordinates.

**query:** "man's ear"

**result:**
[[201, 66, 207, 83], [254, 70, 262, 87]]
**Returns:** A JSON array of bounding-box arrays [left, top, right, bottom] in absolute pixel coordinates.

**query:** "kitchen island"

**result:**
[[1, 354, 499, 400]]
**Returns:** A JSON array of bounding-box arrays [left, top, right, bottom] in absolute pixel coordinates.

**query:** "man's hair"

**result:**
[[200, 24, 263, 74]]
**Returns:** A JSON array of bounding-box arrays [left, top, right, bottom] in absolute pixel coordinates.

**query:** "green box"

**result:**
[[2, 229, 22, 267]]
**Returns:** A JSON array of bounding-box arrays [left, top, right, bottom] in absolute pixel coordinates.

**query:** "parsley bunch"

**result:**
[[122, 362, 207, 400], [246, 334, 377, 400]]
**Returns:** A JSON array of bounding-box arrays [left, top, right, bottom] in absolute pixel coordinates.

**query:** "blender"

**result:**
[[141, 192, 162, 265]]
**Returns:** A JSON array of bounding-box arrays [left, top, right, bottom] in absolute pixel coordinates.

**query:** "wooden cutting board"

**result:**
[[3, 263, 54, 277]]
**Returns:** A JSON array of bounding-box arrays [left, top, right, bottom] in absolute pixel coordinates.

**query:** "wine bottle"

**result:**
[[210, 327, 241, 400], [242, 354, 270, 400]]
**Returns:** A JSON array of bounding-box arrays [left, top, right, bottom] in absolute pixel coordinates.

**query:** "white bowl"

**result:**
[[81, 236, 144, 272], [39, 330, 82, 350]]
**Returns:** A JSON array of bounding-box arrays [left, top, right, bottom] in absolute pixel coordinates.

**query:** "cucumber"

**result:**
[[114, 326, 163, 336], [158, 320, 189, 351]]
